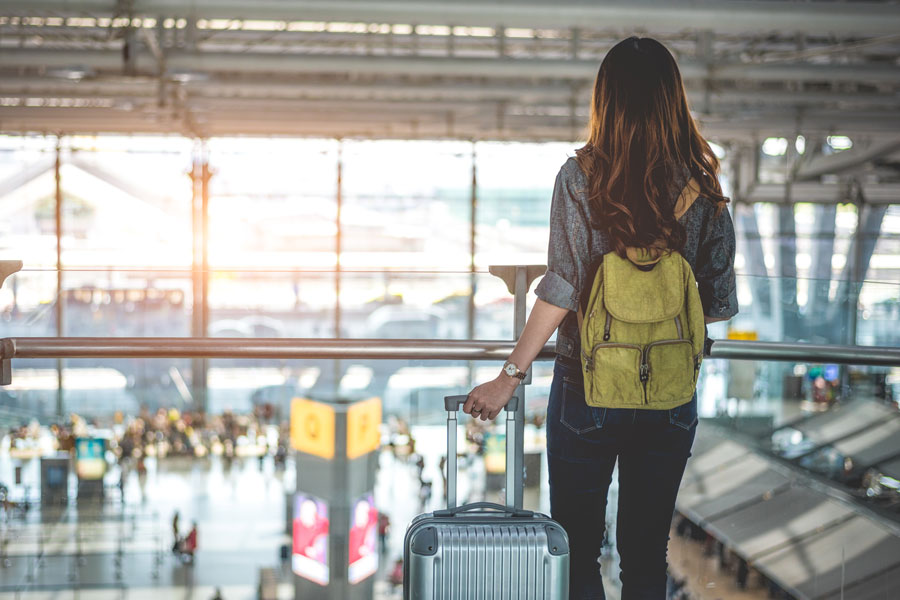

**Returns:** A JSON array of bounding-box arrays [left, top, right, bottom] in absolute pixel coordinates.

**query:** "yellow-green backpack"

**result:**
[[577, 179, 706, 410]]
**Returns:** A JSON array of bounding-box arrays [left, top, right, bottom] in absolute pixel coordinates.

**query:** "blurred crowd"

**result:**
[[3, 403, 291, 471]]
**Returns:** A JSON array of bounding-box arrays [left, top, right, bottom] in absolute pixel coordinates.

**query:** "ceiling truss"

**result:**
[[0, 1, 899, 145]]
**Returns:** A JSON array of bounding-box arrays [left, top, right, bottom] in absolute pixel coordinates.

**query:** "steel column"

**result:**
[[807, 203, 837, 337], [189, 145, 210, 412], [333, 141, 344, 397], [335, 141, 343, 339], [777, 203, 799, 339], [467, 143, 477, 341], [54, 140, 64, 417], [467, 144, 478, 387], [830, 194, 888, 339]]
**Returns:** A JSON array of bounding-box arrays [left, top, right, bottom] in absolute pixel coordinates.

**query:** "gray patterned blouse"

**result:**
[[534, 157, 739, 360]]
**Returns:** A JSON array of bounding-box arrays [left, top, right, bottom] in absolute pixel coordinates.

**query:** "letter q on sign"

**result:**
[[291, 398, 336, 460]]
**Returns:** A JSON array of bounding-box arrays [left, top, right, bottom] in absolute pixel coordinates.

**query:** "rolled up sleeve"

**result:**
[[534, 164, 591, 313], [695, 206, 739, 319]]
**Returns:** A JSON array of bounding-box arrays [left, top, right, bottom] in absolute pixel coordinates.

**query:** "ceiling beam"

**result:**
[[3, 104, 899, 140], [4, 0, 899, 36], [3, 76, 900, 111], [4, 48, 900, 84], [743, 182, 900, 205], [795, 137, 900, 180]]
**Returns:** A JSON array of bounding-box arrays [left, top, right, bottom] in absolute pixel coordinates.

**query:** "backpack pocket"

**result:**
[[646, 340, 695, 405], [586, 343, 645, 407]]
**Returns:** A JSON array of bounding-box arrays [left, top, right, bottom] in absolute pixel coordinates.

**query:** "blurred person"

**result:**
[[258, 439, 267, 470], [182, 522, 198, 564], [377, 511, 391, 555], [117, 466, 126, 503], [171, 510, 181, 553], [389, 558, 404, 590], [418, 480, 432, 512], [438, 455, 447, 494], [274, 441, 287, 469], [463, 37, 737, 599], [414, 455, 425, 483]]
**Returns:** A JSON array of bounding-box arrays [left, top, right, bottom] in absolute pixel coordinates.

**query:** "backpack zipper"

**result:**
[[602, 312, 612, 341], [589, 342, 642, 356], [641, 339, 693, 404], [587, 342, 645, 402], [639, 347, 649, 403]]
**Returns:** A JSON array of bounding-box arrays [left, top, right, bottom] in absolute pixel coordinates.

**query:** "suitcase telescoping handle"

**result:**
[[433, 502, 532, 518], [444, 395, 519, 510]]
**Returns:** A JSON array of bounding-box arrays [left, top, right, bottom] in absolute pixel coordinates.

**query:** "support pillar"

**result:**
[[334, 141, 344, 398], [190, 143, 212, 413], [733, 143, 772, 321], [290, 397, 381, 600], [777, 203, 799, 340], [831, 189, 887, 344], [54, 140, 64, 418], [807, 204, 837, 340], [735, 203, 772, 318], [467, 144, 478, 386], [467, 143, 477, 341], [779, 138, 801, 341]]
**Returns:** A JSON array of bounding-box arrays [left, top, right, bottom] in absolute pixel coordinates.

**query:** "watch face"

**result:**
[[504, 363, 517, 376]]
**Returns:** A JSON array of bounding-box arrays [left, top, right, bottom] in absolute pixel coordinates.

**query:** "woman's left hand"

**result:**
[[463, 375, 519, 421]]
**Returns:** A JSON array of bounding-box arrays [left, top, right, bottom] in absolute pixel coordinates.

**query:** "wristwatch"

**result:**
[[502, 360, 527, 381]]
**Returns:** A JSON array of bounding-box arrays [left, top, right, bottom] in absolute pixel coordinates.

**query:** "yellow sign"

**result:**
[[346, 397, 382, 460], [291, 398, 335, 459], [727, 329, 758, 341]]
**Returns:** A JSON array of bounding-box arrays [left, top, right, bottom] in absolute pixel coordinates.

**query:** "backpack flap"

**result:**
[[602, 252, 684, 323]]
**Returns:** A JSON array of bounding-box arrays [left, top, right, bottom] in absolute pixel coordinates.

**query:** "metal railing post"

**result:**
[[488, 265, 546, 509]]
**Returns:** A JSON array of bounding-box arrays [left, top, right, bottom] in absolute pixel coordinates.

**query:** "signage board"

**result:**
[[347, 397, 382, 460], [291, 398, 336, 459]]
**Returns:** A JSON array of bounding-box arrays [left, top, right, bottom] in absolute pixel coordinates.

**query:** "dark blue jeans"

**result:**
[[547, 356, 697, 600]]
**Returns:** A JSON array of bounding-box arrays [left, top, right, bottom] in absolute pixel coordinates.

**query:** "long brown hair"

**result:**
[[575, 36, 728, 257]]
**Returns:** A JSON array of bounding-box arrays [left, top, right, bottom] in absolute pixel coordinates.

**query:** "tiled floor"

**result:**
[[1, 426, 630, 600], [669, 531, 770, 600]]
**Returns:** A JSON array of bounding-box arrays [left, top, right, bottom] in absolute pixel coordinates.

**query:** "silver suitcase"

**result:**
[[403, 395, 570, 600]]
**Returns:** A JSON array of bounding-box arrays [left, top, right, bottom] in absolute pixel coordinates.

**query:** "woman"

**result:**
[[463, 37, 738, 599]]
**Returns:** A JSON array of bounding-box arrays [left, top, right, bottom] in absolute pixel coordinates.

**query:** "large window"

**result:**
[[1, 133, 897, 419]]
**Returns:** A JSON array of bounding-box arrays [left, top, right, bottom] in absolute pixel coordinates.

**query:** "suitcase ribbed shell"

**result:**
[[405, 516, 569, 600]]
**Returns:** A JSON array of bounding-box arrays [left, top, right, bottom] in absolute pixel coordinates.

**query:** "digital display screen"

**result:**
[[46, 465, 65, 488], [348, 493, 378, 584], [75, 438, 107, 480], [292, 493, 330, 585]]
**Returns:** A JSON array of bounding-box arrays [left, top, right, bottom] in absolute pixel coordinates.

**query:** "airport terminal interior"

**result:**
[[0, 1, 899, 599]]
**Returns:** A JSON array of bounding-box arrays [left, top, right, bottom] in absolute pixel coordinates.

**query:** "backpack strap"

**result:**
[[673, 177, 701, 221]]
